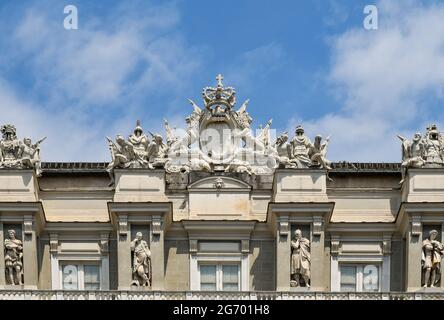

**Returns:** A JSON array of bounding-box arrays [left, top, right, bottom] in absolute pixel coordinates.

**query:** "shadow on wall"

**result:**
[[250, 240, 275, 291]]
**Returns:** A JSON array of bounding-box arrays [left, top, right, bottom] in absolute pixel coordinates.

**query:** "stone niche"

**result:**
[[187, 176, 251, 219], [113, 169, 167, 202], [0, 170, 38, 202], [273, 169, 328, 202], [402, 168, 444, 202]]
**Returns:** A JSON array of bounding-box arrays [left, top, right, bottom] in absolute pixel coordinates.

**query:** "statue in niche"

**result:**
[[4, 229, 23, 285], [422, 229, 444, 288], [130, 232, 152, 287], [290, 229, 311, 288]]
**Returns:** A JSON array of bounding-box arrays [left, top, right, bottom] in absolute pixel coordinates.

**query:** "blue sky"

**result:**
[[0, 0, 444, 162]]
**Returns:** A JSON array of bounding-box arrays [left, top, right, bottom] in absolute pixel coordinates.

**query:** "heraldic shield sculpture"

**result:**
[[105, 74, 332, 185]]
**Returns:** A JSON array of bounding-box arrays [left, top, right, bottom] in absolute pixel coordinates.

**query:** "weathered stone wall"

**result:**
[[250, 240, 275, 290], [164, 240, 189, 290]]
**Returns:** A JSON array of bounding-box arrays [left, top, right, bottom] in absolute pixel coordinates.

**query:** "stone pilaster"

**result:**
[[23, 216, 38, 289], [150, 215, 165, 290], [275, 218, 290, 291], [406, 217, 422, 291], [310, 216, 325, 291], [117, 215, 131, 290]]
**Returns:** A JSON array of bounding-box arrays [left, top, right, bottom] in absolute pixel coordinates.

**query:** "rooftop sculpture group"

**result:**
[[0, 124, 45, 177], [398, 124, 444, 183], [105, 75, 332, 182]]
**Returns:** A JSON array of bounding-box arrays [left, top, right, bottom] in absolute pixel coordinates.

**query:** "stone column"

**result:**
[[117, 215, 131, 290], [23, 216, 38, 289], [150, 216, 165, 290], [406, 217, 422, 291], [310, 216, 325, 291], [0, 222, 4, 288], [275, 218, 290, 291]]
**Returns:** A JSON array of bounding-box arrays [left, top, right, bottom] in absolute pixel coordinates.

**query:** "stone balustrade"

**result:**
[[0, 290, 442, 300]]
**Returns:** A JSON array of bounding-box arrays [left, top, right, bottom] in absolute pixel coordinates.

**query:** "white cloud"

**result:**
[[288, 0, 444, 162], [0, 0, 205, 161]]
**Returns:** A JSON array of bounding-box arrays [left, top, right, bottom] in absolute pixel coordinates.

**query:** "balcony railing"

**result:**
[[0, 290, 442, 300]]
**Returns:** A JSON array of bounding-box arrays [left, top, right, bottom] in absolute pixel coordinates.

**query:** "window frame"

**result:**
[[198, 261, 241, 291], [339, 263, 382, 292], [59, 261, 101, 291]]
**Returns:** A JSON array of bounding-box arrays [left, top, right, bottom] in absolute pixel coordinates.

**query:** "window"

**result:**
[[60, 263, 100, 290], [339, 264, 380, 292], [199, 263, 240, 291]]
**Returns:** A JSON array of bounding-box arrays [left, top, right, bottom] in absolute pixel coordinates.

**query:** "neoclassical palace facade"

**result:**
[[0, 76, 444, 300]]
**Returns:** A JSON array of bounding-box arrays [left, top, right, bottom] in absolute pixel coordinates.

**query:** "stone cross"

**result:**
[[216, 74, 224, 87]]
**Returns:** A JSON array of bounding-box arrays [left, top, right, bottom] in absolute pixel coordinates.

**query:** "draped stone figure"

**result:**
[[4, 230, 23, 285], [310, 135, 331, 170], [290, 229, 311, 287], [287, 126, 313, 168], [422, 230, 444, 288], [19, 137, 46, 177], [130, 232, 152, 287]]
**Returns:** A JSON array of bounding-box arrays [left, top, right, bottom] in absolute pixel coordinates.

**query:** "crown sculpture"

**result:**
[[397, 124, 444, 184], [0, 124, 46, 177], [106, 74, 332, 185]]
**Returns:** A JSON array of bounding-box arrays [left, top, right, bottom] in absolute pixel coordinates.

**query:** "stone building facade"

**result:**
[[1, 76, 444, 300]]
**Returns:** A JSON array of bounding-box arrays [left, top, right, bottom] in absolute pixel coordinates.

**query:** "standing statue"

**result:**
[[397, 133, 425, 184], [310, 135, 331, 170], [127, 120, 149, 166], [287, 126, 313, 168], [4, 230, 23, 285], [290, 229, 311, 288], [130, 232, 152, 287], [422, 230, 444, 288]]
